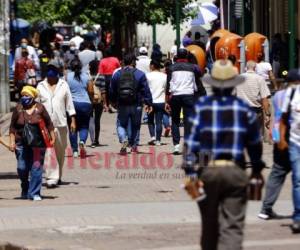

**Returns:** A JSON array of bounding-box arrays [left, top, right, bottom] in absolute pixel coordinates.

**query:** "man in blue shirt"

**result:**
[[110, 53, 152, 154], [183, 60, 265, 250]]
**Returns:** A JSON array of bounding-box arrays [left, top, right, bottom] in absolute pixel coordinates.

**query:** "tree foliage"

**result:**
[[17, 0, 193, 27]]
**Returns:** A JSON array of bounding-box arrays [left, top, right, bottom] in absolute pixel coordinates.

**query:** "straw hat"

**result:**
[[203, 60, 245, 88]]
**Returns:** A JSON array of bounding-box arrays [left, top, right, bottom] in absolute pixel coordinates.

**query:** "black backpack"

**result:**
[[118, 69, 137, 104]]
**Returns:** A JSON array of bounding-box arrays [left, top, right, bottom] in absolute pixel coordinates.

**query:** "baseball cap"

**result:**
[[139, 46, 148, 54], [286, 68, 300, 82]]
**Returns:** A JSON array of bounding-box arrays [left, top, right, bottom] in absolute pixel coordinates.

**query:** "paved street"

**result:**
[[0, 112, 297, 250]]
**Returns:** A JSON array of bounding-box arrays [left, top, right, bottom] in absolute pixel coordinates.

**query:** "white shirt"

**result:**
[[37, 79, 76, 128], [282, 85, 300, 146], [256, 62, 272, 82], [146, 71, 167, 103], [236, 70, 270, 108], [136, 56, 151, 73], [14, 45, 40, 70], [70, 35, 84, 50]]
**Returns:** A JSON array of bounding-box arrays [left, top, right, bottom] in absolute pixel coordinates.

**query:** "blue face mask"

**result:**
[[21, 43, 27, 49], [21, 96, 34, 107]]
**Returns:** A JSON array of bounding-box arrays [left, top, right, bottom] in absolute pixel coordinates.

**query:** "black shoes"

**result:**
[[291, 221, 300, 234]]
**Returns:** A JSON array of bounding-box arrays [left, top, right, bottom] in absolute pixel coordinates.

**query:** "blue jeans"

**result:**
[[15, 145, 45, 199], [170, 95, 194, 145], [163, 112, 170, 128], [69, 102, 92, 152], [289, 141, 300, 222], [117, 105, 142, 147], [261, 144, 290, 212], [116, 117, 132, 143], [148, 103, 165, 141]]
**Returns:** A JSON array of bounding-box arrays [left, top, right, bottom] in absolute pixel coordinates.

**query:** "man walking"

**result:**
[[236, 60, 271, 132], [136, 46, 151, 74], [166, 48, 206, 154], [279, 68, 300, 233], [110, 52, 152, 154], [37, 61, 76, 188], [258, 69, 299, 220], [183, 60, 265, 250]]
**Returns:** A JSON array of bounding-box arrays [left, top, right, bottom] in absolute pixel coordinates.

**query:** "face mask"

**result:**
[[21, 43, 27, 49], [20, 96, 34, 107], [70, 46, 76, 51]]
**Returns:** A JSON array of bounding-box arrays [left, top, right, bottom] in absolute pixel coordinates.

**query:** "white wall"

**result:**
[[136, 0, 214, 55]]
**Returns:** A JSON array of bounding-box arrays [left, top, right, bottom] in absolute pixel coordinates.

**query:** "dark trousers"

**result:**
[[117, 105, 142, 147], [198, 166, 248, 250], [148, 103, 165, 141], [170, 94, 194, 145], [261, 144, 291, 212], [93, 103, 104, 144]]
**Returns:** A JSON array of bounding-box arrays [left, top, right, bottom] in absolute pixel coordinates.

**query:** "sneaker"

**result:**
[[91, 142, 100, 148], [131, 146, 138, 153], [120, 141, 128, 155], [258, 210, 280, 220], [79, 141, 86, 158], [148, 137, 156, 145], [173, 144, 181, 155], [164, 127, 171, 137], [33, 195, 42, 201], [291, 221, 300, 233], [155, 141, 161, 146], [73, 151, 79, 158]]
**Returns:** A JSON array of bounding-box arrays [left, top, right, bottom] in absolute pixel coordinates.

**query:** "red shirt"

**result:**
[[98, 57, 120, 75], [14, 57, 35, 81]]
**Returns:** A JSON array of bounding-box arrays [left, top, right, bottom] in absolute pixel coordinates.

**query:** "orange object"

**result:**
[[244, 32, 267, 62], [186, 45, 206, 72], [211, 29, 231, 40], [39, 119, 52, 148], [215, 33, 243, 71]]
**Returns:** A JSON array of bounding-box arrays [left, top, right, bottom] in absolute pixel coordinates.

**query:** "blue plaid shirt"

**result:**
[[184, 95, 263, 175]]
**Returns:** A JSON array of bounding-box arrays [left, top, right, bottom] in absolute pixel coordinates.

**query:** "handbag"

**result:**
[[22, 110, 45, 147], [91, 73, 102, 104]]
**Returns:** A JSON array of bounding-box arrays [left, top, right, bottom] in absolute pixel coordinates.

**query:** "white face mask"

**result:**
[[70, 46, 76, 51]]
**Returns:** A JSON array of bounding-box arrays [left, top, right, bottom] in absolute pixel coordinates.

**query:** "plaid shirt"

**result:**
[[184, 95, 263, 175]]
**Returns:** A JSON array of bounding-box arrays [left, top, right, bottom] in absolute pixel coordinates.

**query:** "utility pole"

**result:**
[[0, 0, 10, 114], [152, 24, 157, 45], [288, 0, 296, 69], [175, 0, 180, 49]]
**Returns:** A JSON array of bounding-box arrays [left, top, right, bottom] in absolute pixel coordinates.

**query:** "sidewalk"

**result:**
[[0, 112, 295, 250]]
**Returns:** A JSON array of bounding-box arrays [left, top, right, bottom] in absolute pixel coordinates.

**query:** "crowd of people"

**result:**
[[1, 28, 300, 249]]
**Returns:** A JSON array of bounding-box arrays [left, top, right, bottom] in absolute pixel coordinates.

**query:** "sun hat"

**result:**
[[203, 60, 245, 88]]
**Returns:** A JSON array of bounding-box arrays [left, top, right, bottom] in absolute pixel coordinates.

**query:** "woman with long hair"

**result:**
[[66, 58, 93, 158]]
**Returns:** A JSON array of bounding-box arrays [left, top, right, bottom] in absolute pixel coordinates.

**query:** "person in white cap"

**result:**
[[183, 60, 265, 250], [136, 46, 151, 74]]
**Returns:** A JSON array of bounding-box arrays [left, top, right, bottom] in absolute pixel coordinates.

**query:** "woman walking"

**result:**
[[9, 86, 55, 200], [67, 58, 93, 158], [146, 60, 167, 145]]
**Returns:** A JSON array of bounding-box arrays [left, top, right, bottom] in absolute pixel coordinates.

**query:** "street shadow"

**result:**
[[41, 195, 58, 199], [59, 181, 79, 186], [96, 185, 111, 189], [0, 172, 19, 180]]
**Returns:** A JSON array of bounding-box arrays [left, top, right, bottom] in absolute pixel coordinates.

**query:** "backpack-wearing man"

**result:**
[[166, 48, 206, 155], [110, 53, 153, 154], [183, 60, 265, 250], [279, 68, 300, 233]]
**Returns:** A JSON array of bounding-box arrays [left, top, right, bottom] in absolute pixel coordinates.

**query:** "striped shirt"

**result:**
[[236, 70, 270, 108]]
